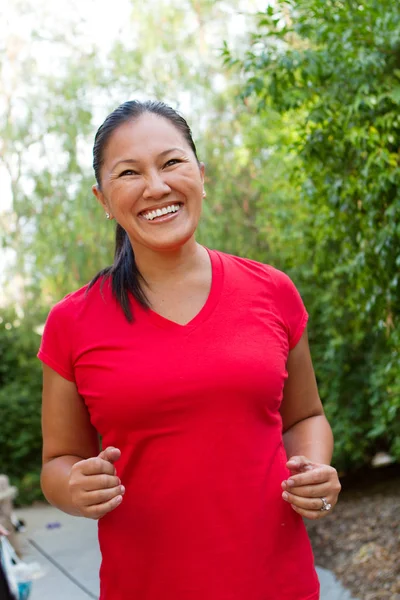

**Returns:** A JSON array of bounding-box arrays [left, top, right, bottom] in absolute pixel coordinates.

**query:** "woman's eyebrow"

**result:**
[[111, 147, 186, 171]]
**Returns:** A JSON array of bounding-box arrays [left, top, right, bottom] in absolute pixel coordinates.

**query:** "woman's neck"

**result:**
[[132, 238, 208, 287]]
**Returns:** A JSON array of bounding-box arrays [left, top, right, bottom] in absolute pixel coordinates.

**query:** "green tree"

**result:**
[[1, 0, 269, 306], [225, 0, 400, 468], [2, 0, 295, 502], [0, 311, 43, 504]]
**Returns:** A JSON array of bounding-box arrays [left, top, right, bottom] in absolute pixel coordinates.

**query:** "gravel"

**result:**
[[306, 465, 400, 600]]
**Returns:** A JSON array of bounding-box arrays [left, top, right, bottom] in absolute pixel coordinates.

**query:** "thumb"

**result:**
[[98, 446, 121, 464], [286, 455, 314, 473]]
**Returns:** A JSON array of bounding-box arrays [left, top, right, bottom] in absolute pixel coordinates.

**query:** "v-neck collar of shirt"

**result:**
[[136, 247, 223, 333]]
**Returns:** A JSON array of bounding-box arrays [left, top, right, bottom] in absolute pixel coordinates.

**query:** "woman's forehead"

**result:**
[[104, 113, 190, 164]]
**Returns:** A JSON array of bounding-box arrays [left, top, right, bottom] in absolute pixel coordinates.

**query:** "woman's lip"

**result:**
[[138, 205, 183, 224]]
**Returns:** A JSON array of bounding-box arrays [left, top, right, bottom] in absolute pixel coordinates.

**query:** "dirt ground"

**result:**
[[306, 465, 400, 600]]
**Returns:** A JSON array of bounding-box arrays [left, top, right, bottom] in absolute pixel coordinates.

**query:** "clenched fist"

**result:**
[[69, 447, 125, 519], [281, 455, 341, 520]]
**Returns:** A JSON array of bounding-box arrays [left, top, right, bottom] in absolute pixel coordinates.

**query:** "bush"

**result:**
[[0, 310, 44, 505], [226, 0, 400, 471]]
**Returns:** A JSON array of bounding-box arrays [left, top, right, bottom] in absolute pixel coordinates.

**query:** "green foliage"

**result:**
[[1, 0, 265, 304], [1, 0, 275, 504], [2, 0, 399, 499], [0, 311, 44, 505], [226, 0, 400, 469]]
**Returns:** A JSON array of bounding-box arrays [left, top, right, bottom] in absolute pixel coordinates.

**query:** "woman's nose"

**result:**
[[142, 171, 171, 200]]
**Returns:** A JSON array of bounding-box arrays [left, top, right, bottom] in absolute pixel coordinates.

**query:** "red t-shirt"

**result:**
[[38, 249, 320, 600]]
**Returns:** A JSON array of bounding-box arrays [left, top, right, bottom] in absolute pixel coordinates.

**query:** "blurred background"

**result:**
[[0, 0, 399, 598]]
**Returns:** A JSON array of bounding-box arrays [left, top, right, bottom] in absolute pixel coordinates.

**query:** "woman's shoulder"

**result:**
[[46, 277, 111, 320], [48, 283, 88, 314], [213, 249, 291, 286]]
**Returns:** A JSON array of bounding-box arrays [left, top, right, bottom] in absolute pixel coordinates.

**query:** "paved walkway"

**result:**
[[15, 505, 356, 600]]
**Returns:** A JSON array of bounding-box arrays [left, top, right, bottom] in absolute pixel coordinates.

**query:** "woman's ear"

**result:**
[[199, 162, 206, 185], [92, 184, 112, 218], [199, 163, 206, 198]]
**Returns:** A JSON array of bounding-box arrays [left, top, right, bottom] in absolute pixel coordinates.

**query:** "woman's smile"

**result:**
[[139, 202, 184, 223]]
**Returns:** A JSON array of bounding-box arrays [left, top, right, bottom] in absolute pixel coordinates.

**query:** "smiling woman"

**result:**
[[90, 101, 207, 322], [38, 100, 341, 600]]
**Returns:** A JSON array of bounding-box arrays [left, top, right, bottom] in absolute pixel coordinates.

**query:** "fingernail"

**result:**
[[118, 478, 121, 485], [115, 495, 122, 505], [287, 479, 295, 486], [120, 485, 125, 495], [282, 492, 289, 500], [281, 481, 287, 490]]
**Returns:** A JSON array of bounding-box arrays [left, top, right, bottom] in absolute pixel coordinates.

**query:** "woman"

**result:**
[[39, 100, 341, 600]]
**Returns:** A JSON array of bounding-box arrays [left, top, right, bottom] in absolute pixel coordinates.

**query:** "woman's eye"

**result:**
[[119, 169, 137, 177], [164, 159, 182, 168]]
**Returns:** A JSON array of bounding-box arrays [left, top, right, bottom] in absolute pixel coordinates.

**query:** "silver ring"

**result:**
[[320, 497, 332, 511]]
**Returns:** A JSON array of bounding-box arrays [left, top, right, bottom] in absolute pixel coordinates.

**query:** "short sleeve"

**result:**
[[37, 295, 76, 382], [271, 269, 308, 350]]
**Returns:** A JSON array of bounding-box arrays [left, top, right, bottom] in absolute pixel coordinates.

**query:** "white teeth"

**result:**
[[142, 204, 181, 221]]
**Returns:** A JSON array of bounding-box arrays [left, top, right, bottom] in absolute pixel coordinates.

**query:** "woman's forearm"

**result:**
[[41, 455, 84, 516], [282, 415, 334, 464]]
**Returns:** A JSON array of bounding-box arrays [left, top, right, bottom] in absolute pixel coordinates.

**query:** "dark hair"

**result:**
[[88, 100, 200, 322]]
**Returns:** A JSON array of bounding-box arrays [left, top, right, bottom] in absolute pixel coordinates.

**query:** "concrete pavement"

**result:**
[[15, 505, 357, 600]]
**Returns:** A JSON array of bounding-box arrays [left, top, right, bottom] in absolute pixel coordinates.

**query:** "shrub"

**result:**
[[0, 310, 44, 505]]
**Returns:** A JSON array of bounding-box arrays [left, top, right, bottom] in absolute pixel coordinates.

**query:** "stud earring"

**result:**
[[202, 190, 206, 198], [106, 212, 111, 219]]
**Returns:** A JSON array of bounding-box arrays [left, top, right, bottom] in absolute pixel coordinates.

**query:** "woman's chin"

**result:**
[[133, 226, 197, 254]]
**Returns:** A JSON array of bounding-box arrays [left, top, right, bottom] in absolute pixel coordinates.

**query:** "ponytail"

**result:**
[[87, 225, 149, 322], [111, 224, 149, 321]]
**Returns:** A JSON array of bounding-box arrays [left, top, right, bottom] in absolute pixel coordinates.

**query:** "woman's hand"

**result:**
[[281, 455, 341, 520], [69, 447, 125, 520]]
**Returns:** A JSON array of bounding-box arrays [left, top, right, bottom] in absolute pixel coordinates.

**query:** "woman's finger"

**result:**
[[282, 491, 335, 512], [286, 455, 316, 472], [81, 485, 125, 507], [98, 446, 121, 465], [84, 494, 124, 520], [283, 467, 333, 488], [81, 474, 121, 492], [282, 481, 331, 498], [79, 457, 117, 477]]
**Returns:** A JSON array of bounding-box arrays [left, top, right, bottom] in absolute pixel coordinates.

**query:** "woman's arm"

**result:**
[[279, 328, 341, 519], [41, 364, 124, 518], [280, 328, 333, 463]]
